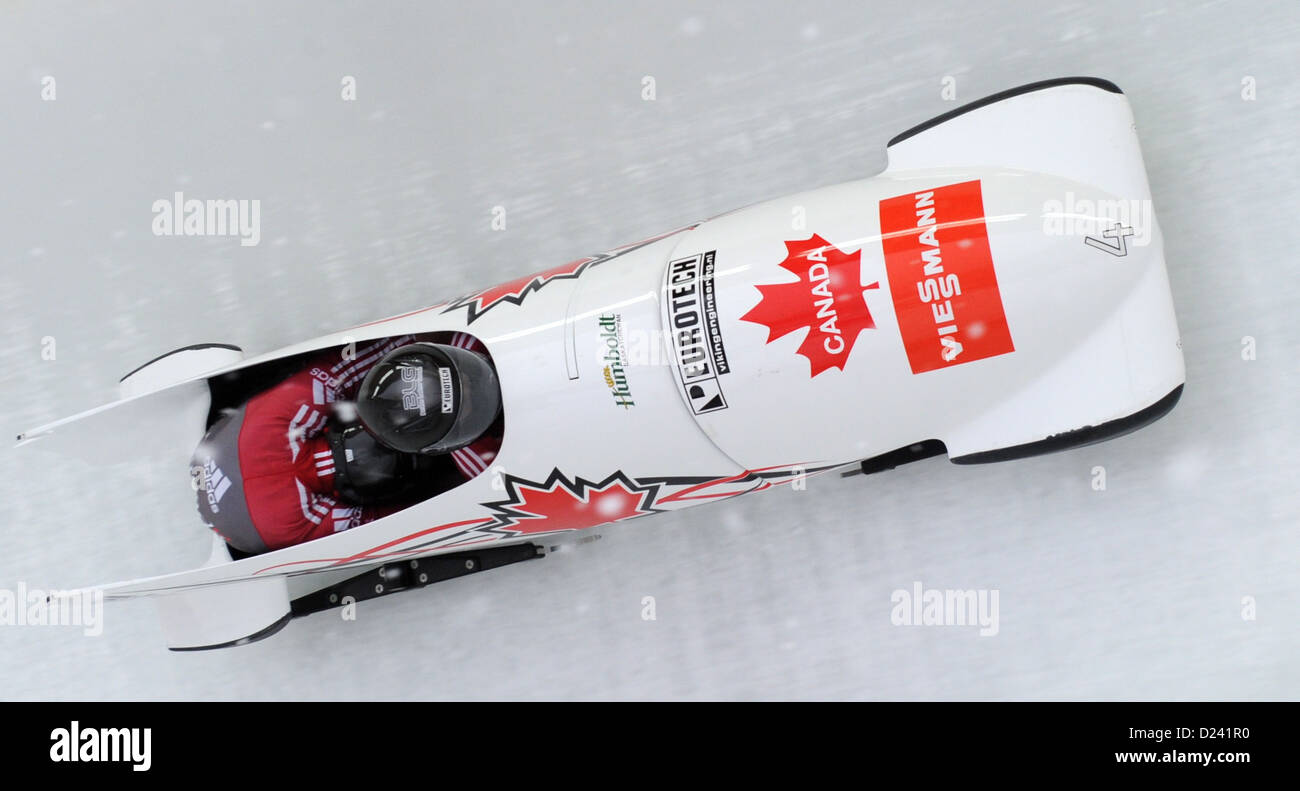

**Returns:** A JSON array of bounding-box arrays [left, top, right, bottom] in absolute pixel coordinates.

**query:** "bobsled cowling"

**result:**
[[18, 78, 1182, 649], [666, 78, 1182, 468]]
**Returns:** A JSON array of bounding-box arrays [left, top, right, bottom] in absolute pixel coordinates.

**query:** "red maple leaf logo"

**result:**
[[443, 257, 597, 324], [484, 470, 660, 535], [739, 234, 880, 376]]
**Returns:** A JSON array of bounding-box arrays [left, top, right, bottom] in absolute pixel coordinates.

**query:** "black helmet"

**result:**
[[355, 342, 501, 455]]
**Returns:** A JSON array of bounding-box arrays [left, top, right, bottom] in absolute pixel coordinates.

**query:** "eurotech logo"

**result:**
[[740, 234, 880, 376]]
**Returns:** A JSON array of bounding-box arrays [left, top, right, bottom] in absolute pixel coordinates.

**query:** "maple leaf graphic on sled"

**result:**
[[740, 234, 880, 376]]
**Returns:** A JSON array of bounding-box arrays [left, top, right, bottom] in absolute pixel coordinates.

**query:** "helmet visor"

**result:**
[[356, 342, 500, 455]]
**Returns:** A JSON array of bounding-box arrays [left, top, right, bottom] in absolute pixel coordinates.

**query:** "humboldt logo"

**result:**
[[597, 313, 634, 408], [49, 721, 151, 772], [739, 235, 879, 376]]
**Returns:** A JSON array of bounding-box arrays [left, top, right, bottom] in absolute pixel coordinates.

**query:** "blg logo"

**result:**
[[398, 365, 427, 416]]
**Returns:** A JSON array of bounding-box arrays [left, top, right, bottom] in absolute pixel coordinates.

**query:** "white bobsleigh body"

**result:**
[[18, 78, 1183, 649]]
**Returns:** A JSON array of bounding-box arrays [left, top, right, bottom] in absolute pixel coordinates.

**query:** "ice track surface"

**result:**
[[0, 0, 1297, 699]]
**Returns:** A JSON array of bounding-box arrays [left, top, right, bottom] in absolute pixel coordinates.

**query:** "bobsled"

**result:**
[[18, 78, 1183, 650]]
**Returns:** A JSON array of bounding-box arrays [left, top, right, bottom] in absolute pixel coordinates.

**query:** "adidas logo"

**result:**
[[202, 458, 231, 513]]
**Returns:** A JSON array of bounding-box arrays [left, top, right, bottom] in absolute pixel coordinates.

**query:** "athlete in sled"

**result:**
[[18, 78, 1185, 649], [192, 334, 503, 555]]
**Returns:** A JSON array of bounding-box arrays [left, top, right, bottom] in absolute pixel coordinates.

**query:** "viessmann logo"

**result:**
[[878, 180, 1014, 374]]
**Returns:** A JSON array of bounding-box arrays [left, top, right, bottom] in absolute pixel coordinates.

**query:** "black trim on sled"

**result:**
[[858, 440, 948, 476], [887, 77, 1123, 148], [950, 385, 1183, 465], [168, 611, 293, 652], [289, 543, 545, 618], [120, 343, 243, 383]]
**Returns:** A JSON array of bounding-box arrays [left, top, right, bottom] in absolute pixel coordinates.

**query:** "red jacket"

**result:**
[[194, 333, 499, 553]]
